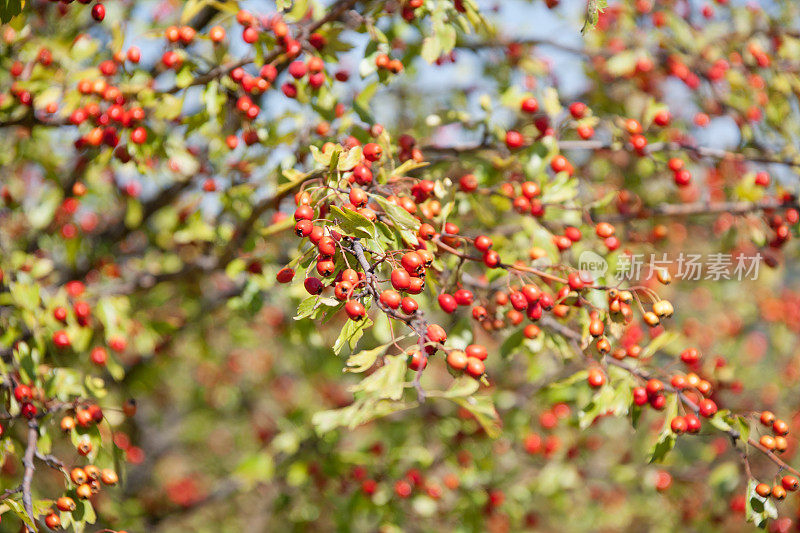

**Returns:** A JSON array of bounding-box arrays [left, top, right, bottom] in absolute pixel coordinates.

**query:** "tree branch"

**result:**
[[21, 419, 38, 532], [595, 198, 799, 222]]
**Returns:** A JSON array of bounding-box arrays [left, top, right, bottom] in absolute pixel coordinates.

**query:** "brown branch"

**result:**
[[459, 38, 588, 57], [596, 198, 799, 222], [35, 450, 68, 477], [423, 137, 800, 171], [345, 239, 431, 401], [0, 112, 69, 129], [21, 419, 38, 532], [0, 486, 21, 501], [559, 139, 800, 169], [432, 235, 568, 284]]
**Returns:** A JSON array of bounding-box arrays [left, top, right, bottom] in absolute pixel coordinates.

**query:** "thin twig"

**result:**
[[21, 419, 38, 532]]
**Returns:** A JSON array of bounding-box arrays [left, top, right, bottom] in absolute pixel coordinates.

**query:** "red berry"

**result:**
[[569, 102, 587, 119], [505, 130, 524, 149], [474, 235, 492, 252], [243, 26, 259, 44], [633, 386, 648, 406], [90, 346, 108, 365], [91, 3, 105, 21], [21, 403, 37, 419], [670, 416, 687, 434], [379, 289, 401, 309], [453, 289, 473, 306], [130, 127, 147, 144], [782, 476, 799, 492], [587, 368, 606, 388], [352, 164, 373, 185], [400, 297, 418, 314], [304, 277, 323, 295], [685, 413, 701, 433], [408, 350, 427, 371], [698, 398, 717, 418], [363, 143, 382, 162], [345, 300, 366, 321], [395, 480, 412, 498], [53, 330, 70, 348], [459, 174, 478, 192], [446, 350, 468, 371], [109, 336, 127, 352], [391, 269, 411, 290], [521, 97, 539, 114], [14, 384, 32, 402], [438, 293, 457, 314], [54, 306, 68, 322], [465, 357, 485, 378], [646, 379, 663, 396], [426, 324, 447, 344], [400, 252, 424, 275], [288, 61, 307, 79], [294, 205, 314, 221], [653, 109, 671, 126], [551, 155, 568, 173], [276, 267, 295, 283], [567, 272, 584, 291], [680, 347, 700, 365], [667, 158, 684, 172], [483, 250, 501, 268], [465, 344, 487, 361]]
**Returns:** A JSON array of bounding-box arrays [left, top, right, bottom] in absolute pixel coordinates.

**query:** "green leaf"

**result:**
[[648, 394, 679, 463], [180, 0, 208, 24], [125, 197, 143, 228], [735, 416, 751, 442], [333, 316, 373, 355], [344, 341, 397, 373], [420, 36, 442, 64], [329, 206, 375, 239], [73, 499, 96, 525], [639, 331, 679, 359], [746, 479, 778, 528], [452, 395, 502, 438], [578, 382, 630, 429], [649, 431, 677, 464], [351, 354, 406, 400], [234, 453, 274, 488], [26, 187, 61, 229], [312, 397, 415, 433], [338, 146, 362, 171], [371, 194, 420, 231], [541, 174, 578, 204], [9, 281, 40, 311], [500, 328, 525, 359], [5, 498, 37, 531], [0, 0, 23, 23], [175, 65, 195, 89], [427, 376, 480, 399], [389, 159, 429, 179], [310, 145, 332, 166], [605, 51, 638, 77], [154, 94, 184, 120], [582, 0, 608, 33], [294, 296, 339, 321]]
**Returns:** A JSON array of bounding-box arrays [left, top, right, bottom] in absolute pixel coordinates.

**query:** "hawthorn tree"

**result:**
[[3, 0, 800, 530]]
